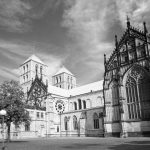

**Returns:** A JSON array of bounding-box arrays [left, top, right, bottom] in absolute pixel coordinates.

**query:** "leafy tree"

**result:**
[[0, 80, 31, 141]]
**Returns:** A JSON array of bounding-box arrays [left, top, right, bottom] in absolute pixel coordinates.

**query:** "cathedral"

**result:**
[[10, 54, 104, 139], [103, 18, 150, 137], [1, 19, 150, 139]]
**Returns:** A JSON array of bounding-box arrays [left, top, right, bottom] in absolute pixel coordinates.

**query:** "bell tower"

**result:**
[[19, 54, 48, 95], [52, 66, 76, 89]]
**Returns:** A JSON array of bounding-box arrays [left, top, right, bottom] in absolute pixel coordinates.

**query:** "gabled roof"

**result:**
[[23, 54, 45, 65], [54, 66, 73, 76]]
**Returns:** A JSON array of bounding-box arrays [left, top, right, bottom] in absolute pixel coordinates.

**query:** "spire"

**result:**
[[115, 35, 118, 48], [35, 64, 38, 77], [104, 54, 106, 65], [127, 15, 130, 29], [40, 66, 43, 80], [143, 21, 148, 34]]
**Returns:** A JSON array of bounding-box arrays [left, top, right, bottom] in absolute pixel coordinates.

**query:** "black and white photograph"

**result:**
[[0, 0, 150, 150]]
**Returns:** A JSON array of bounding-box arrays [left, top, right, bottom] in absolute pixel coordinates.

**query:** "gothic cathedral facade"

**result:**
[[103, 19, 150, 137]]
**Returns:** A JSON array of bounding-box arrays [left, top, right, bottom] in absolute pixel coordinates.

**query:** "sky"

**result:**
[[0, 0, 150, 86]]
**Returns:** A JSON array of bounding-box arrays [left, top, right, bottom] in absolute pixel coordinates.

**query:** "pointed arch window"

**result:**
[[73, 115, 78, 130], [78, 99, 82, 109], [56, 77, 58, 83], [126, 68, 150, 120], [93, 113, 99, 129], [83, 100, 86, 109], [74, 102, 77, 110]]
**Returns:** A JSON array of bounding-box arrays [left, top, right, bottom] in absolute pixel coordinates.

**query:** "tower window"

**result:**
[[78, 99, 82, 110], [83, 100, 86, 109], [74, 102, 77, 110], [23, 66, 25, 73], [56, 77, 58, 83], [26, 64, 28, 71]]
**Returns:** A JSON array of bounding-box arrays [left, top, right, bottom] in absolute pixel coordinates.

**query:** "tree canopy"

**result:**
[[0, 80, 31, 141]]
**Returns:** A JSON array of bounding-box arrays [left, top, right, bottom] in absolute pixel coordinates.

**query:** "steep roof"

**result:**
[[23, 54, 45, 65], [54, 66, 73, 76]]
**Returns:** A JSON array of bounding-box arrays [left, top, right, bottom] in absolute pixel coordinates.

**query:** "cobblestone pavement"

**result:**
[[1, 137, 150, 150]]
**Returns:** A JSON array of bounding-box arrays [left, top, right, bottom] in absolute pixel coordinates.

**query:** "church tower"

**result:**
[[52, 66, 76, 89], [19, 54, 48, 94]]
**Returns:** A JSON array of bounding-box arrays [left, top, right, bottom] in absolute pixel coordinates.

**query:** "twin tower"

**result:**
[[19, 54, 76, 94]]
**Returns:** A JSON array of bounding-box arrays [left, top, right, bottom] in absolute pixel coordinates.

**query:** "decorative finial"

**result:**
[[115, 35, 118, 48], [127, 15, 130, 28], [143, 21, 148, 34], [35, 64, 38, 77], [104, 54, 106, 64]]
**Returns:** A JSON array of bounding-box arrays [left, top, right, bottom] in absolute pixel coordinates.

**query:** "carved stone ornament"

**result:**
[[55, 100, 65, 114], [129, 67, 145, 81]]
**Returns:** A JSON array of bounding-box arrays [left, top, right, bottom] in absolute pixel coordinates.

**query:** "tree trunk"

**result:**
[[7, 123, 11, 142]]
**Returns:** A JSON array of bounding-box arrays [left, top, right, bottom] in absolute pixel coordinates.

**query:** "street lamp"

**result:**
[[0, 109, 7, 150]]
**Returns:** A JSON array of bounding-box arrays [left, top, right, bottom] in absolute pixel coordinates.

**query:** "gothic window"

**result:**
[[26, 74, 28, 81], [93, 113, 99, 129], [73, 115, 78, 130], [64, 117, 68, 130], [126, 68, 150, 120], [23, 66, 25, 73], [37, 112, 40, 118], [25, 123, 30, 131], [23, 76, 25, 82], [126, 77, 140, 119], [59, 76, 61, 82], [67, 76, 69, 82], [78, 99, 82, 109], [74, 102, 77, 110], [56, 77, 58, 83], [26, 64, 28, 71], [83, 100, 86, 109]]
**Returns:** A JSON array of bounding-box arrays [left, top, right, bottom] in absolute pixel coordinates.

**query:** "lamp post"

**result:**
[[0, 109, 7, 150]]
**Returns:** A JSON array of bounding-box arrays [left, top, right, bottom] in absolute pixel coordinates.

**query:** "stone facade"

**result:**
[[0, 54, 104, 139], [103, 19, 150, 137]]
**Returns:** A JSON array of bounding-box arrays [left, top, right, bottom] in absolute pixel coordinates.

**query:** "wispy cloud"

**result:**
[[0, 0, 32, 32], [61, 0, 150, 84], [0, 0, 62, 33], [0, 39, 65, 83]]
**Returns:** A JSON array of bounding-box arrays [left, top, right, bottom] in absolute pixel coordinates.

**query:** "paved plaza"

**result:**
[[1, 137, 150, 150]]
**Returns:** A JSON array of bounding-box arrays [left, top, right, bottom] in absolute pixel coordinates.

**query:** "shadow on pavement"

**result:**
[[109, 141, 150, 150], [62, 143, 101, 149]]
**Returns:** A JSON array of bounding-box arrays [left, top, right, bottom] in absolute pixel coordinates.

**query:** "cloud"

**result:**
[[0, 0, 62, 33], [116, 0, 150, 28], [61, 0, 150, 84], [0, 39, 66, 84], [0, 0, 31, 32], [61, 0, 115, 84]]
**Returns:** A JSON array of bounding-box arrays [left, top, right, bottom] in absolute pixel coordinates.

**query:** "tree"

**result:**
[[0, 80, 31, 141]]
